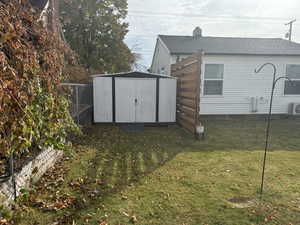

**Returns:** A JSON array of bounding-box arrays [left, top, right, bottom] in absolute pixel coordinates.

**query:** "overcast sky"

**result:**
[[124, 0, 300, 70]]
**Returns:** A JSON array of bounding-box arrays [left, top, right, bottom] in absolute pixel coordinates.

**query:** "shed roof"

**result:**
[[91, 71, 175, 79], [159, 35, 300, 56]]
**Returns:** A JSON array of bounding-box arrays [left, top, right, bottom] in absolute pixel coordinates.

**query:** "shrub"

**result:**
[[0, 0, 77, 157]]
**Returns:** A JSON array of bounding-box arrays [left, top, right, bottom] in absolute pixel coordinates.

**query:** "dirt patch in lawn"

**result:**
[[227, 197, 257, 208]]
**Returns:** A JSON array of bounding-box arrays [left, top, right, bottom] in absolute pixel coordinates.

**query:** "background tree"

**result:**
[[60, 0, 135, 74]]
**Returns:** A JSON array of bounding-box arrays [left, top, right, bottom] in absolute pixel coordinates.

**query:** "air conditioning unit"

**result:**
[[288, 103, 300, 115]]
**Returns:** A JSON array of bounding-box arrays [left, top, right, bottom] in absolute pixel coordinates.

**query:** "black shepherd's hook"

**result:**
[[254, 63, 291, 199]]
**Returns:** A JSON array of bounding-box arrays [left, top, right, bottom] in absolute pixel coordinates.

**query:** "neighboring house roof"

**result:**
[[159, 35, 300, 56]]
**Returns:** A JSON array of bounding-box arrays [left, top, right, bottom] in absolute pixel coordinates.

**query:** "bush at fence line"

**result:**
[[0, 0, 79, 158]]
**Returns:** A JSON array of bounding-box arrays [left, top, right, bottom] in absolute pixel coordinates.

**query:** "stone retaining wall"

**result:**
[[0, 148, 63, 206]]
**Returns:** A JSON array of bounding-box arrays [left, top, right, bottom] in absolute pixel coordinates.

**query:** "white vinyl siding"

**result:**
[[204, 64, 224, 95], [200, 55, 300, 115], [150, 38, 171, 75], [284, 64, 300, 95]]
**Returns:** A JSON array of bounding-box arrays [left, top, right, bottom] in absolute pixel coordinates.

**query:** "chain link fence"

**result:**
[[60, 83, 93, 125]]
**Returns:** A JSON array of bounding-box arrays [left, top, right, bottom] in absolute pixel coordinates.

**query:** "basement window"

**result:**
[[285, 64, 300, 95], [204, 64, 224, 95]]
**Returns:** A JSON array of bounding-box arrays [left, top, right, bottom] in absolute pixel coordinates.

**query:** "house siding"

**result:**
[[200, 55, 300, 115], [151, 38, 172, 75]]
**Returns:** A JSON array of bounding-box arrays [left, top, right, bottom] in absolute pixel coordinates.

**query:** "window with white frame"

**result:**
[[204, 64, 224, 95], [284, 64, 300, 95]]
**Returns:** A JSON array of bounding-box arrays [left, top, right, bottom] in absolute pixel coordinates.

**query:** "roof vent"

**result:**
[[193, 27, 202, 38]]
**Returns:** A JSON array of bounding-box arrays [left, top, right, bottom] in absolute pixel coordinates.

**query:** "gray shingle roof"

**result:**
[[159, 35, 300, 56]]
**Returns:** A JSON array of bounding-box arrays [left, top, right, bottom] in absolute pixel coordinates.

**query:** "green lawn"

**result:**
[[8, 119, 300, 225]]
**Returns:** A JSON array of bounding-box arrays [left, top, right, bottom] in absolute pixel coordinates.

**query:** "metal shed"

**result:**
[[92, 72, 177, 123]]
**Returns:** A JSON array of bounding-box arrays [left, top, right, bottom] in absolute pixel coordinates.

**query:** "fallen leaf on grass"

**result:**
[[122, 211, 130, 217], [43, 196, 76, 211], [96, 179, 104, 185], [0, 219, 10, 225], [99, 221, 108, 225], [130, 215, 137, 223], [70, 178, 85, 187], [121, 194, 128, 200]]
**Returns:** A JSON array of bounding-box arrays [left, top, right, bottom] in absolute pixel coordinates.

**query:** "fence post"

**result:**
[[9, 154, 17, 201]]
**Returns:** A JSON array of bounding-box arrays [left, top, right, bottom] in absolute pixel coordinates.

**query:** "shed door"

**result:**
[[115, 78, 136, 122], [135, 79, 156, 122], [115, 78, 156, 123]]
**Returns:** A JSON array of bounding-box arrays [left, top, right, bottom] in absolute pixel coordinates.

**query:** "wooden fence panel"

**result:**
[[171, 52, 202, 138]]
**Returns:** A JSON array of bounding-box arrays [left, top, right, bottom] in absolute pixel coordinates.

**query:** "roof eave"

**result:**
[[91, 71, 176, 79], [170, 52, 300, 56]]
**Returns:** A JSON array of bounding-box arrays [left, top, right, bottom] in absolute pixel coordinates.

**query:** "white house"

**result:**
[[150, 27, 300, 115]]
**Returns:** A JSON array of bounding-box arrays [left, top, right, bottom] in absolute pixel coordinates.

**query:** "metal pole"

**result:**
[[254, 63, 291, 199], [75, 86, 79, 124], [285, 19, 296, 41], [290, 24, 293, 41], [9, 154, 17, 201], [260, 79, 275, 198]]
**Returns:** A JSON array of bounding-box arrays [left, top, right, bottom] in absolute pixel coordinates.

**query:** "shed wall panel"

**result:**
[[93, 77, 112, 122], [159, 79, 177, 122]]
